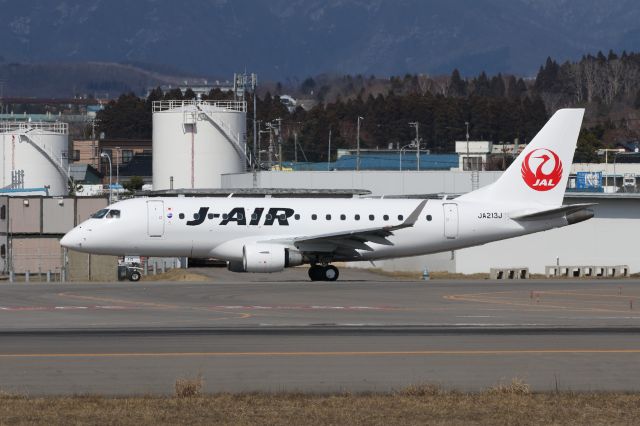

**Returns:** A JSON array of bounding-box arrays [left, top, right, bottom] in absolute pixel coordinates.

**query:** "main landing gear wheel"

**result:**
[[308, 265, 339, 282]]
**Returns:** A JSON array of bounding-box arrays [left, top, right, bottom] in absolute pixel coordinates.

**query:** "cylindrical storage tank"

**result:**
[[152, 100, 247, 190], [0, 122, 69, 196]]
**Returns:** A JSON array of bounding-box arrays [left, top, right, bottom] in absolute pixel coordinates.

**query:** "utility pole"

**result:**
[[0, 80, 4, 116], [294, 132, 298, 163], [252, 75, 258, 172], [465, 121, 470, 171], [465, 121, 479, 191], [275, 118, 283, 170], [266, 123, 274, 169], [327, 128, 332, 171], [409, 122, 420, 171], [356, 116, 363, 171], [234, 72, 258, 171], [115, 146, 120, 199]]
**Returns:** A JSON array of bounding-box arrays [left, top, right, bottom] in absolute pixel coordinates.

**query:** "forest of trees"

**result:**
[[97, 50, 640, 165]]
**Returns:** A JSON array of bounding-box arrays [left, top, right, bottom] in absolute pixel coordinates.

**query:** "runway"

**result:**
[[1, 270, 640, 394]]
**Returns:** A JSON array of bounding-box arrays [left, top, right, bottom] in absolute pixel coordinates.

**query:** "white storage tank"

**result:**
[[0, 122, 69, 196], [152, 100, 247, 190]]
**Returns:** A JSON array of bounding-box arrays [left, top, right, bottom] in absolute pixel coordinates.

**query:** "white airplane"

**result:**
[[61, 108, 592, 281]]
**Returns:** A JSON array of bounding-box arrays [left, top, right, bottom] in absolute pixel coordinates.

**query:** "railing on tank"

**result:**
[[152, 99, 247, 113], [0, 121, 68, 134]]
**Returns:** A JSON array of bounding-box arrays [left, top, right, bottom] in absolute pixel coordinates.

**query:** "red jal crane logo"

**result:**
[[521, 148, 563, 191]]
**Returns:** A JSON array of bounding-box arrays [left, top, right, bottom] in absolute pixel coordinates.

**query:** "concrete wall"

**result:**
[[8, 198, 41, 233], [0, 196, 110, 276], [10, 237, 62, 274], [0, 196, 7, 233], [67, 250, 117, 281], [349, 250, 455, 274], [455, 197, 640, 274], [43, 198, 75, 233], [223, 170, 503, 196]]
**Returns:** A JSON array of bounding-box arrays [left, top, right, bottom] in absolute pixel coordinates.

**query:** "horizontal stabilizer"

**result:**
[[510, 203, 596, 221]]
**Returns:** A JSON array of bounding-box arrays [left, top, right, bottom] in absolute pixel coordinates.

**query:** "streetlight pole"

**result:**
[[356, 116, 363, 171], [409, 122, 420, 170], [399, 143, 414, 171], [100, 152, 112, 203]]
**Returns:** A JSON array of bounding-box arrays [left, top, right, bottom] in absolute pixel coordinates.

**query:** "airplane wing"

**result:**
[[263, 200, 427, 256]]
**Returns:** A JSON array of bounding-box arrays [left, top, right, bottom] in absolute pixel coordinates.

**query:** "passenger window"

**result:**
[[369, 214, 375, 221], [398, 215, 404, 221], [92, 209, 109, 219], [426, 215, 432, 221], [312, 214, 317, 220], [355, 214, 360, 221], [294, 214, 300, 220], [326, 214, 332, 220], [383, 215, 389, 221], [340, 214, 346, 220], [106, 209, 121, 219], [179, 213, 185, 219]]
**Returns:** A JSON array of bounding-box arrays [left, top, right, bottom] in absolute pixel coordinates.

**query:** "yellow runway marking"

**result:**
[[2, 349, 640, 358]]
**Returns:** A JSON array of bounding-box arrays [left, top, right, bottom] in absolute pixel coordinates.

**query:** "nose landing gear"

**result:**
[[308, 264, 339, 281]]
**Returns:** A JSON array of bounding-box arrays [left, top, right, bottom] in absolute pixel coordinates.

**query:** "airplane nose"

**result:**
[[60, 228, 84, 249]]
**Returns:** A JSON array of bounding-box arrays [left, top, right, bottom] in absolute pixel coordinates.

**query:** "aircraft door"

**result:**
[[443, 203, 458, 239], [147, 200, 165, 237]]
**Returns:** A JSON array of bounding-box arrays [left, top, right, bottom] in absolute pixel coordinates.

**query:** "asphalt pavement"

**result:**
[[1, 270, 639, 394]]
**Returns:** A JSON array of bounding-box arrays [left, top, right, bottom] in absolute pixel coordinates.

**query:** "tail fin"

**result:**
[[458, 108, 584, 207]]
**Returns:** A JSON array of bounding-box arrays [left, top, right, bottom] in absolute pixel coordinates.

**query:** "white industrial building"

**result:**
[[221, 169, 640, 275], [0, 122, 70, 196], [152, 100, 248, 190]]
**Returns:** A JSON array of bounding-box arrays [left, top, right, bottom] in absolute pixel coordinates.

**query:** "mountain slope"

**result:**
[[1, 0, 639, 80]]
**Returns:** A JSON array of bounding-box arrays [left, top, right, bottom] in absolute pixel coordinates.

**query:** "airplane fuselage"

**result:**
[[62, 196, 568, 261]]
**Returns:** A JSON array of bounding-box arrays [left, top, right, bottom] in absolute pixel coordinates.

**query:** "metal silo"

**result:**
[[152, 100, 248, 190], [0, 122, 69, 196]]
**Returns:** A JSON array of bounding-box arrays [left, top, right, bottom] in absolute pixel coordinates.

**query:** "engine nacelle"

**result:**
[[228, 245, 304, 273], [243, 243, 286, 273]]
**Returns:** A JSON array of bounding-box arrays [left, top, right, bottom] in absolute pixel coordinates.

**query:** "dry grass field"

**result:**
[[1, 383, 639, 425]]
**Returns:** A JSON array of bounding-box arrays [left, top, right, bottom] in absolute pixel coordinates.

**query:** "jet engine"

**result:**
[[229, 244, 303, 273]]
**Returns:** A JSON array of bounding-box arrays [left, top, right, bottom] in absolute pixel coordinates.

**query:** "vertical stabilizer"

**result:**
[[458, 108, 584, 207]]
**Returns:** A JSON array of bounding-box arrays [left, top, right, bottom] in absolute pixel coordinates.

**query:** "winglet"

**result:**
[[387, 199, 427, 231]]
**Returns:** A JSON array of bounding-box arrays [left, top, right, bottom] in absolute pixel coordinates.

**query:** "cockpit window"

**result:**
[[106, 209, 121, 219], [92, 209, 109, 219]]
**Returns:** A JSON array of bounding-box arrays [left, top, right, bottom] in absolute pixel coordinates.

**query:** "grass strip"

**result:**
[[2, 386, 640, 425]]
